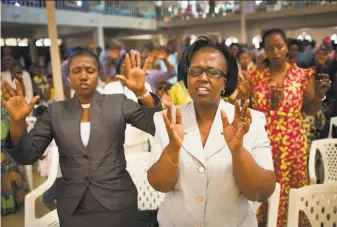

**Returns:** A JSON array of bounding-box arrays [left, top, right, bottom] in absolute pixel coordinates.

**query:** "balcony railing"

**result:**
[[1, 0, 157, 19], [157, 0, 337, 22]]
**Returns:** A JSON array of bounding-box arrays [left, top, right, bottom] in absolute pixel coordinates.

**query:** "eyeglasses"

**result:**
[[187, 66, 226, 79]]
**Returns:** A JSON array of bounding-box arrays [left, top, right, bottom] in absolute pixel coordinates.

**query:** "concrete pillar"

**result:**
[[240, 1, 247, 45], [46, 1, 64, 101], [29, 38, 37, 64], [93, 15, 105, 50]]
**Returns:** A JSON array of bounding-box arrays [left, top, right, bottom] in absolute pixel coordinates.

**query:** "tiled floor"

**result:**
[[1, 171, 51, 227]]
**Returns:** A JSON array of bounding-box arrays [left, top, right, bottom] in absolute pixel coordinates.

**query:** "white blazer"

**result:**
[[148, 100, 274, 227]]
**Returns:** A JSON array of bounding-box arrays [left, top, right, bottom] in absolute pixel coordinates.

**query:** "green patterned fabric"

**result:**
[[1, 97, 30, 216]]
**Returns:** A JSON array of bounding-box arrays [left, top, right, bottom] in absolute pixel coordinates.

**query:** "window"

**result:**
[[331, 33, 337, 44], [5, 38, 18, 46], [297, 32, 312, 42], [35, 38, 62, 47], [190, 35, 197, 45], [252, 35, 262, 49], [17, 38, 28, 47], [36, 39, 44, 47], [225, 36, 239, 46], [0, 38, 4, 47]]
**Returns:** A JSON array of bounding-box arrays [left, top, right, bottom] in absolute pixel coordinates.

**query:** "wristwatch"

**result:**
[[137, 90, 151, 100]]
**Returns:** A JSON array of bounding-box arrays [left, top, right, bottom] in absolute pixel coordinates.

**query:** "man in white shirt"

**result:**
[[1, 55, 33, 103]]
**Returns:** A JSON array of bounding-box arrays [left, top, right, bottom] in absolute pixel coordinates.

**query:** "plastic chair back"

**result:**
[[309, 139, 337, 184], [125, 151, 165, 210], [329, 116, 337, 138], [287, 184, 337, 227], [24, 145, 60, 227]]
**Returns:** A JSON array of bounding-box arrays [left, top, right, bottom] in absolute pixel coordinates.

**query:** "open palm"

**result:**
[[115, 49, 149, 94], [1, 80, 39, 122], [162, 105, 184, 150], [221, 100, 252, 152]]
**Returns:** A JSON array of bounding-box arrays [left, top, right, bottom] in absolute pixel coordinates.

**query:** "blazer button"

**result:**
[[198, 166, 205, 173], [83, 155, 89, 159], [84, 176, 90, 181], [196, 196, 203, 203]]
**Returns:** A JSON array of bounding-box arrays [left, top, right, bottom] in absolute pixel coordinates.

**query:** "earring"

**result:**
[[221, 89, 226, 96]]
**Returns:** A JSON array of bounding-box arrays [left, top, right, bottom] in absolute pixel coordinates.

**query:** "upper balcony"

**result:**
[[157, 0, 337, 28], [1, 0, 157, 30]]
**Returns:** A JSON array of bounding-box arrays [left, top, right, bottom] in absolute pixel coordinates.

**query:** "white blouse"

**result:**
[[148, 100, 274, 227], [80, 122, 91, 147]]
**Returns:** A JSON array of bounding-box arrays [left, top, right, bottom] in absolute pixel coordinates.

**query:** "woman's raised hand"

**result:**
[[1, 80, 40, 122], [162, 105, 184, 151], [221, 99, 252, 152], [115, 49, 149, 95]]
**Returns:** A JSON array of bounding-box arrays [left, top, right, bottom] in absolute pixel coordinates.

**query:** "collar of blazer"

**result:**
[[69, 90, 103, 114], [177, 100, 234, 162]]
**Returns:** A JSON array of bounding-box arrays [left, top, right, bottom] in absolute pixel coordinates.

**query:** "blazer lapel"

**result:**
[[204, 100, 232, 160], [181, 102, 207, 166], [86, 91, 103, 153], [65, 95, 87, 153], [67, 91, 103, 154]]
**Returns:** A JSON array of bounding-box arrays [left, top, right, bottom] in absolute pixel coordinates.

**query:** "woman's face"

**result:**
[[264, 33, 288, 66], [288, 44, 300, 60], [239, 52, 250, 70], [187, 47, 227, 107], [69, 54, 99, 97]]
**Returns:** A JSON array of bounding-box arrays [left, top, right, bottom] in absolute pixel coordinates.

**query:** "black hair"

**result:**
[[287, 38, 300, 48], [237, 49, 249, 59], [177, 48, 189, 82], [230, 42, 241, 49], [183, 36, 238, 97], [116, 53, 127, 75], [262, 28, 287, 48], [67, 48, 100, 72]]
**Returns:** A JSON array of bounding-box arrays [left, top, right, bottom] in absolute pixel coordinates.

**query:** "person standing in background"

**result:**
[[1, 56, 33, 103]]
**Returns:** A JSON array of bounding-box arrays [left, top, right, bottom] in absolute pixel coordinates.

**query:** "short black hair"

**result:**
[[67, 48, 100, 72], [262, 28, 287, 48], [177, 48, 189, 82], [182, 36, 238, 97], [287, 38, 299, 48], [230, 42, 241, 49], [237, 49, 248, 59]]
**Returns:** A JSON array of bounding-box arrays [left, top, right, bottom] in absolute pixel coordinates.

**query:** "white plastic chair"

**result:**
[[125, 151, 165, 210], [308, 139, 337, 184], [25, 116, 37, 191], [329, 116, 337, 138], [287, 184, 337, 227], [250, 183, 281, 227], [24, 145, 60, 227]]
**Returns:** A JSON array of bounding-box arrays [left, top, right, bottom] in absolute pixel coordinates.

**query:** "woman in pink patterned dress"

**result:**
[[236, 28, 331, 227]]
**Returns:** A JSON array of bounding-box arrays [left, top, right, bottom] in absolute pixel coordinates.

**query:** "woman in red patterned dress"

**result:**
[[236, 29, 331, 227]]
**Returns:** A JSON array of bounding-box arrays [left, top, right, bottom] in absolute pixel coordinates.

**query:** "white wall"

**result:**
[[63, 32, 94, 49]]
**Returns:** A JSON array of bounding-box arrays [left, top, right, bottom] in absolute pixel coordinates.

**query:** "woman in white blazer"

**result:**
[[147, 37, 276, 227]]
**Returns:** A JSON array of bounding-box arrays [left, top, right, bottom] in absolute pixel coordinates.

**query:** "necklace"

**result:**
[[81, 103, 91, 109]]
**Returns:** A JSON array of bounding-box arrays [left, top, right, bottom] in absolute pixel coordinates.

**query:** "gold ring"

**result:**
[[239, 116, 247, 121]]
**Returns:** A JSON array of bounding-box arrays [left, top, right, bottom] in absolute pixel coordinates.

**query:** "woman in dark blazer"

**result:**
[[1, 48, 162, 227]]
